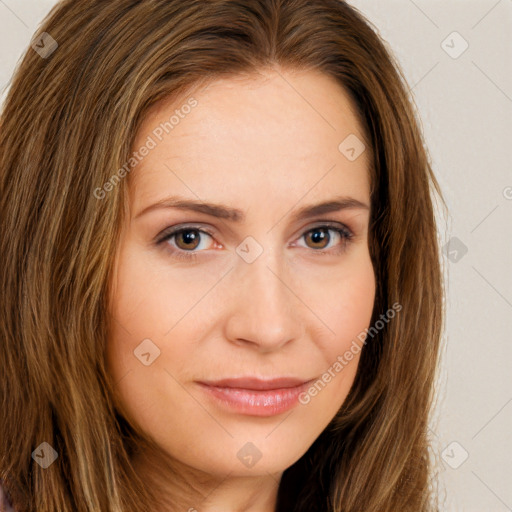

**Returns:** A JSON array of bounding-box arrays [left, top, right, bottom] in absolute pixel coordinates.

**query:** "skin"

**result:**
[[107, 67, 376, 512]]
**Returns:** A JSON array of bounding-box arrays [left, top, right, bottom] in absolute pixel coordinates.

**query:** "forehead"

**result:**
[[129, 69, 370, 212]]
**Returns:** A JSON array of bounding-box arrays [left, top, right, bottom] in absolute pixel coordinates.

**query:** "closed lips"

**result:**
[[197, 377, 314, 390]]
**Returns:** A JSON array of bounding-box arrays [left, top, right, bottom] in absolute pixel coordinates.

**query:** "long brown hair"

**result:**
[[0, 0, 446, 510]]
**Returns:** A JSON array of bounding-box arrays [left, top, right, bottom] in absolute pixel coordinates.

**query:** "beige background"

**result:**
[[1, 1, 511, 510]]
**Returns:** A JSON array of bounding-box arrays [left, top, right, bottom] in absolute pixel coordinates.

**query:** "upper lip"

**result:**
[[197, 377, 313, 390]]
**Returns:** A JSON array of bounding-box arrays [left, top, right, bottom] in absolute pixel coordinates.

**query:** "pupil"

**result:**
[[180, 230, 199, 248], [310, 229, 328, 248]]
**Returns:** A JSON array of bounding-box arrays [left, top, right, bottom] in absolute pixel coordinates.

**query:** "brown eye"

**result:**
[[304, 228, 331, 250], [157, 226, 215, 258], [298, 224, 353, 254], [174, 229, 202, 250]]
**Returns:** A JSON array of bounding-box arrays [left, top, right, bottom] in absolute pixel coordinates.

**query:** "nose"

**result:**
[[223, 249, 305, 353]]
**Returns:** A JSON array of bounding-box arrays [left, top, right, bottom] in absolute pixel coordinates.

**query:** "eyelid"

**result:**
[[154, 223, 216, 245], [295, 220, 353, 238]]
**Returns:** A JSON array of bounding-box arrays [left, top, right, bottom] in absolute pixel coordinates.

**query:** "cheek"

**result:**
[[312, 258, 375, 395], [332, 266, 375, 345], [291, 256, 374, 424], [108, 240, 231, 341], [306, 249, 376, 352], [105, 246, 222, 427]]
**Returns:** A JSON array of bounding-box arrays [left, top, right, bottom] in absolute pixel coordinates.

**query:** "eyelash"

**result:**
[[155, 223, 354, 262]]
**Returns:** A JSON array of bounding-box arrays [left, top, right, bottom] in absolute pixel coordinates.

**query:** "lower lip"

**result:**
[[196, 381, 311, 417]]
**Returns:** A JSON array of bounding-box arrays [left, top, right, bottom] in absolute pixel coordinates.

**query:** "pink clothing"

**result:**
[[0, 484, 15, 512]]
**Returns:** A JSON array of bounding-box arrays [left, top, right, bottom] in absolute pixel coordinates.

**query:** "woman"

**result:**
[[0, 0, 445, 510]]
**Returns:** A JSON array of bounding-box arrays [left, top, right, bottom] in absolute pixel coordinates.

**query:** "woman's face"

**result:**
[[107, 68, 375, 477]]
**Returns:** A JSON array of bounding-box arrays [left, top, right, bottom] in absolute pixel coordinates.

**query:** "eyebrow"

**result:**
[[135, 195, 369, 222]]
